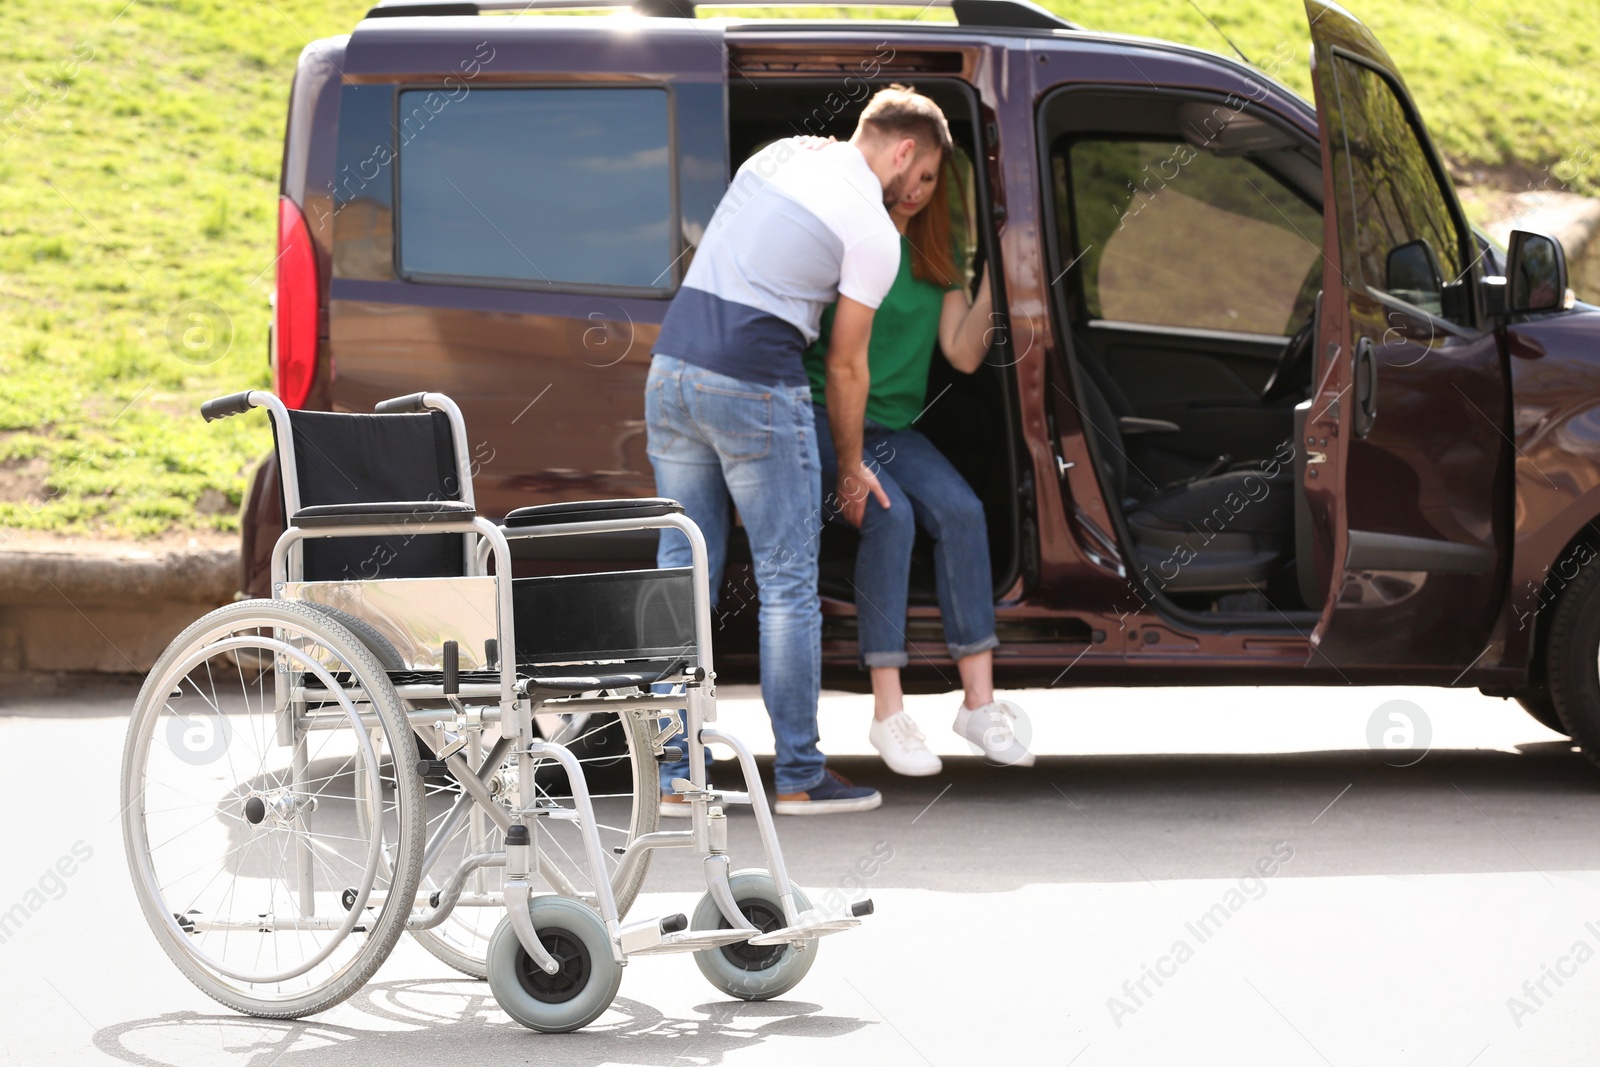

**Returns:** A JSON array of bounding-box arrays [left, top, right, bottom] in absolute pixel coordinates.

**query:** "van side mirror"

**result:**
[[1506, 230, 1570, 313], [1385, 238, 1470, 320], [1385, 238, 1441, 301]]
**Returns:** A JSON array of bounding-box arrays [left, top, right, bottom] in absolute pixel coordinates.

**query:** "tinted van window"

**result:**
[[1331, 57, 1468, 324], [1063, 140, 1322, 335], [397, 87, 674, 291]]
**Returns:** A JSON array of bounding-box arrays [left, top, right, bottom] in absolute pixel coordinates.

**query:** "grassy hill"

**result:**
[[1, 0, 1596, 537], [0, 0, 377, 537]]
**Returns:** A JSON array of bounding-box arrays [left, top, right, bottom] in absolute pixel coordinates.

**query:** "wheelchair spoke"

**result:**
[[124, 602, 424, 1012], [147, 808, 241, 856]]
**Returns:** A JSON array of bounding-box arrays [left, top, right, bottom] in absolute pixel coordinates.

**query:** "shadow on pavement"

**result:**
[[92, 980, 869, 1066], [685, 744, 1600, 894]]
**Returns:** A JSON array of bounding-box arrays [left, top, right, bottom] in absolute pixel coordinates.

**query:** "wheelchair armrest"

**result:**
[[292, 500, 475, 528], [504, 497, 684, 529]]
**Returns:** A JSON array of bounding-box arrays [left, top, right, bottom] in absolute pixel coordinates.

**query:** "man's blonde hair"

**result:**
[[856, 84, 953, 159]]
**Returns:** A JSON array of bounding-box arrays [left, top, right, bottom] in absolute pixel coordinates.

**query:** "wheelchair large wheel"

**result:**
[[407, 708, 660, 978], [121, 600, 424, 1018]]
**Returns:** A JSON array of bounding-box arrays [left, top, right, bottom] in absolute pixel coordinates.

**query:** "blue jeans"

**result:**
[[645, 355, 827, 795], [814, 404, 999, 669]]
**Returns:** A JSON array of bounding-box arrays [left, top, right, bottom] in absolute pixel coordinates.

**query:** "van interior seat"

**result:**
[[1074, 337, 1283, 481], [1074, 360, 1293, 593]]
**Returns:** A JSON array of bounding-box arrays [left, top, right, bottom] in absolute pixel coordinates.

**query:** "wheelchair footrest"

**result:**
[[617, 912, 691, 955], [624, 900, 872, 957], [622, 926, 768, 956], [744, 906, 870, 946]]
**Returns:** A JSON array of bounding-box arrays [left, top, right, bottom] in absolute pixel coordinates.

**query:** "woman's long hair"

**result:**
[[904, 155, 968, 290]]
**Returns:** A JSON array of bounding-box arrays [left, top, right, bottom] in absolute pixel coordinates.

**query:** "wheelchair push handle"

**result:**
[[375, 392, 430, 414], [200, 391, 256, 422]]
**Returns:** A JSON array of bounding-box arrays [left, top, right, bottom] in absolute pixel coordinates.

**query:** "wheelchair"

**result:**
[[119, 389, 870, 1031]]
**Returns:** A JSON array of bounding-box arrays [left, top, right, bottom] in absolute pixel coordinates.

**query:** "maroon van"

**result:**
[[249, 0, 1600, 767]]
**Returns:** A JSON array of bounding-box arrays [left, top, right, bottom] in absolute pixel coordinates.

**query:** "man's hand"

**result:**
[[823, 295, 885, 529], [837, 459, 891, 528]]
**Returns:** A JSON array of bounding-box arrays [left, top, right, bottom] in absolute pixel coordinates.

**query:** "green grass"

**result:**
[[1, 0, 1596, 537], [0, 0, 375, 537], [1062, 0, 1600, 189]]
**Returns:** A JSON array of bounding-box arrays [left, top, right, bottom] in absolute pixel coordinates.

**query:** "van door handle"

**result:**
[[1354, 336, 1378, 438]]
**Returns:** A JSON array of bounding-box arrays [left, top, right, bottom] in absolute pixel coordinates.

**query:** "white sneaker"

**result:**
[[952, 699, 1035, 767], [868, 711, 943, 777]]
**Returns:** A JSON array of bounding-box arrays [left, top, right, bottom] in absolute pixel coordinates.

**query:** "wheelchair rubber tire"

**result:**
[[487, 895, 622, 1032], [298, 601, 406, 670], [691, 870, 816, 1001], [122, 599, 425, 1019]]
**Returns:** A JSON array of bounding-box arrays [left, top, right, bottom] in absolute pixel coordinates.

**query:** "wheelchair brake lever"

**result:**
[[434, 641, 469, 759], [442, 640, 459, 698]]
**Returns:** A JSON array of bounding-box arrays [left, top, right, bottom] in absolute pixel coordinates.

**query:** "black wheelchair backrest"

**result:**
[[275, 408, 467, 582]]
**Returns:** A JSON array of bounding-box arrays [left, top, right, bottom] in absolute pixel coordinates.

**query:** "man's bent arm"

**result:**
[[824, 295, 890, 526]]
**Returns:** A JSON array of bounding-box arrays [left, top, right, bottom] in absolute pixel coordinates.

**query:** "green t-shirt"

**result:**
[[805, 235, 960, 432]]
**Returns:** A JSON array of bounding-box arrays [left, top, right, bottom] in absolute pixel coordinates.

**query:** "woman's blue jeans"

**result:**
[[814, 404, 999, 670], [645, 355, 828, 796]]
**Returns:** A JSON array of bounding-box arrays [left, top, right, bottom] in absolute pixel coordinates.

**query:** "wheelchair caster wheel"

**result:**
[[692, 870, 815, 1001], [487, 895, 621, 1032]]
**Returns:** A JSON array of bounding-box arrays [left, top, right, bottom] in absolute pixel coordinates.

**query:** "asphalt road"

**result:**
[[4, 678, 1600, 1066]]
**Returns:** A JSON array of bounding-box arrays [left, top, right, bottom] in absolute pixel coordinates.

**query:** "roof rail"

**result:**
[[365, 0, 1077, 30]]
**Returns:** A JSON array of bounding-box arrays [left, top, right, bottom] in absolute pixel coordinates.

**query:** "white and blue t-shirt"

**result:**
[[652, 139, 902, 387]]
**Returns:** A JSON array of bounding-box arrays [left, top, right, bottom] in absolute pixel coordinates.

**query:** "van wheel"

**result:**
[[1540, 549, 1600, 762]]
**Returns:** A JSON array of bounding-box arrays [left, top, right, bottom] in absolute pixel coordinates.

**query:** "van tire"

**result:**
[[1540, 544, 1600, 763]]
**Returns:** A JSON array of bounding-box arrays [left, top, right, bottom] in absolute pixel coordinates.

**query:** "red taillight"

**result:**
[[274, 196, 319, 409]]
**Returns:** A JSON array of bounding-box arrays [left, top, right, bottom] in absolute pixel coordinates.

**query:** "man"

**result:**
[[647, 86, 953, 815]]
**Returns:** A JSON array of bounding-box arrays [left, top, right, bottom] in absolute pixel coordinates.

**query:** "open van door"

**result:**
[[1300, 1, 1509, 670]]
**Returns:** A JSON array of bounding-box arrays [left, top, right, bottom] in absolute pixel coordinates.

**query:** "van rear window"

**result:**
[[396, 87, 674, 292]]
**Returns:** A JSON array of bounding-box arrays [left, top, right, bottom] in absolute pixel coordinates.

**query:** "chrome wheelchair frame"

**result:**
[[120, 389, 868, 1031]]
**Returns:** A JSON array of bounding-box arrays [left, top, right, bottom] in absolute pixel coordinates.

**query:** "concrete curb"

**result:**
[[1484, 190, 1600, 263], [0, 545, 236, 602], [0, 544, 239, 674]]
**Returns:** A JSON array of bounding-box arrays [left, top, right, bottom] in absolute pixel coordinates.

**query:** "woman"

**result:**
[[805, 155, 1033, 775]]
